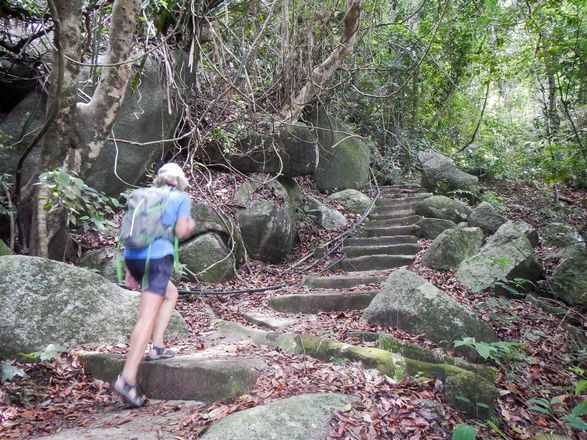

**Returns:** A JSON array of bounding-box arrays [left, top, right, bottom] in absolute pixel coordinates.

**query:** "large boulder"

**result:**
[[237, 200, 296, 263], [180, 232, 236, 283], [362, 269, 498, 348], [200, 123, 318, 177], [201, 393, 355, 440], [539, 222, 584, 248], [328, 189, 372, 213], [418, 151, 479, 200], [305, 195, 347, 230], [455, 221, 543, 294], [186, 201, 244, 262], [422, 227, 484, 271], [468, 202, 507, 234], [414, 195, 471, 224], [0, 256, 188, 359], [235, 177, 302, 263], [551, 244, 587, 310], [0, 90, 45, 184], [84, 56, 186, 195], [0, 54, 189, 196], [305, 105, 370, 193], [416, 218, 457, 239]]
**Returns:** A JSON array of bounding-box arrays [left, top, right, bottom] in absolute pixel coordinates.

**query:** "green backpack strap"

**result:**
[[115, 241, 125, 284], [173, 236, 181, 277]]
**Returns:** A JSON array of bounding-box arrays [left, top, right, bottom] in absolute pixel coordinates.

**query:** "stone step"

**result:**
[[374, 200, 420, 211], [342, 243, 421, 258], [331, 255, 415, 272], [242, 312, 297, 330], [378, 192, 432, 200], [367, 214, 422, 227], [80, 353, 262, 402], [369, 209, 416, 219], [268, 290, 378, 314], [344, 235, 418, 247], [303, 272, 388, 289], [375, 197, 430, 207], [379, 184, 421, 191], [358, 225, 420, 237]]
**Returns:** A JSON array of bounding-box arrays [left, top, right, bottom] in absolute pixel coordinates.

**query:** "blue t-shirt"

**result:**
[[124, 188, 192, 260]]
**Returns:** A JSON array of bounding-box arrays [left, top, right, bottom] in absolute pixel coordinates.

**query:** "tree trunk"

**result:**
[[25, 0, 141, 258], [279, 0, 362, 124]]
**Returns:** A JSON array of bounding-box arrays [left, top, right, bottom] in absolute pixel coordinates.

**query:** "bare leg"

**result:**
[[118, 291, 164, 386], [151, 281, 179, 347]]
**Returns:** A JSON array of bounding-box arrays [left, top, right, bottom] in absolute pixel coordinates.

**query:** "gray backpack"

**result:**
[[119, 186, 173, 249]]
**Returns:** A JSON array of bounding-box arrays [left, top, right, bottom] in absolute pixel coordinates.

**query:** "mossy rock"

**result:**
[[305, 105, 370, 193], [179, 232, 236, 282], [422, 227, 484, 271], [0, 240, 13, 256], [414, 195, 471, 224], [444, 372, 497, 420]]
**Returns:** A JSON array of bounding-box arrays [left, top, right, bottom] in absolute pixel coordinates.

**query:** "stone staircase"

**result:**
[[329, 184, 432, 272]]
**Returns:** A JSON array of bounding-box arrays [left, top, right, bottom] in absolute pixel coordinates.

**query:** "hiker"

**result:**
[[113, 163, 195, 407]]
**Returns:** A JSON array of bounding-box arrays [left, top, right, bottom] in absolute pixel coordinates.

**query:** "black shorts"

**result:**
[[125, 255, 173, 296]]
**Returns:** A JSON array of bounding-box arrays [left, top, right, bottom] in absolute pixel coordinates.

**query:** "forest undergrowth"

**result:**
[[1, 174, 586, 439]]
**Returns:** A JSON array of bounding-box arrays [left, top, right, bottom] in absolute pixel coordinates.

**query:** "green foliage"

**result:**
[[17, 344, 67, 362], [453, 337, 527, 366], [451, 423, 477, 440], [37, 168, 119, 233], [0, 173, 14, 216], [0, 361, 26, 383]]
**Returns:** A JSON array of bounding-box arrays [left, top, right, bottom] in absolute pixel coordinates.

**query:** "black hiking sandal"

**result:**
[[113, 374, 146, 408], [144, 344, 175, 361]]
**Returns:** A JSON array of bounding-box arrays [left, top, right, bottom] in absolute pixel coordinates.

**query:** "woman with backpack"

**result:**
[[113, 163, 195, 407]]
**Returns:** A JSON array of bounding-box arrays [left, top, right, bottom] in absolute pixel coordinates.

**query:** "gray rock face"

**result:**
[[539, 222, 584, 248], [414, 195, 471, 224], [0, 256, 187, 359], [84, 57, 184, 195], [552, 244, 587, 309], [201, 393, 355, 440], [455, 221, 543, 294], [362, 269, 497, 347], [422, 227, 484, 271], [79, 247, 118, 282], [200, 124, 318, 177], [0, 90, 45, 184], [237, 200, 296, 263], [328, 189, 372, 213], [305, 195, 347, 230], [180, 232, 236, 282], [468, 202, 507, 234], [416, 218, 457, 239], [306, 105, 370, 193], [418, 151, 479, 200]]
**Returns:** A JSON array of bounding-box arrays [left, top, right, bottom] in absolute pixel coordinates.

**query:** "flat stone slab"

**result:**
[[304, 272, 388, 289], [80, 352, 262, 402], [367, 214, 422, 227], [333, 255, 414, 272], [242, 311, 298, 329], [344, 235, 418, 247], [370, 208, 415, 218], [342, 243, 421, 258], [201, 393, 356, 440], [358, 225, 420, 237], [268, 291, 378, 313]]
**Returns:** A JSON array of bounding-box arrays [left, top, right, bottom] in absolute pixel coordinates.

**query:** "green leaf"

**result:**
[[452, 423, 477, 440], [56, 172, 71, 186], [576, 380, 587, 395], [1, 361, 26, 382], [475, 342, 492, 359]]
